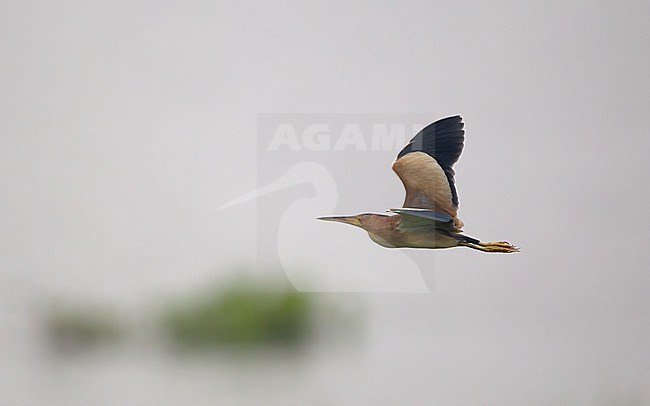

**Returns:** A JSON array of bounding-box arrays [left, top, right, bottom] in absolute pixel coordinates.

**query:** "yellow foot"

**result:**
[[461, 241, 520, 253]]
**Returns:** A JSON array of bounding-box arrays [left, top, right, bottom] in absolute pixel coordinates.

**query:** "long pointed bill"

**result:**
[[317, 216, 361, 226]]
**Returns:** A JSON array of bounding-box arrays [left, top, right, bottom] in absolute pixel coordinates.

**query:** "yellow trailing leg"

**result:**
[[460, 241, 520, 253]]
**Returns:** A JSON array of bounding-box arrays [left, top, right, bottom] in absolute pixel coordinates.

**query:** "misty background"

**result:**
[[2, 1, 650, 405]]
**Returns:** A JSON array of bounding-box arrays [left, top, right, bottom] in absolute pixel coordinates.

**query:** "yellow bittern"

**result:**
[[318, 116, 518, 253]]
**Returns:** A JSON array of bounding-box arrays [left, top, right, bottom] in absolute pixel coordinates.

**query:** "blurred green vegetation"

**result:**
[[162, 283, 311, 348], [44, 304, 123, 351], [39, 277, 360, 354]]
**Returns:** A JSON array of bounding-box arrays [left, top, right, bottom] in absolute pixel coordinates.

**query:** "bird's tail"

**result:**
[[454, 234, 480, 244]]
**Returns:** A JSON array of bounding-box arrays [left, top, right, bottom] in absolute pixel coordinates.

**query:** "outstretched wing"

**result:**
[[390, 208, 459, 232], [391, 115, 465, 217]]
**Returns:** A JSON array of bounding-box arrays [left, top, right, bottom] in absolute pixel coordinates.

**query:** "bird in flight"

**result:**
[[318, 116, 519, 253]]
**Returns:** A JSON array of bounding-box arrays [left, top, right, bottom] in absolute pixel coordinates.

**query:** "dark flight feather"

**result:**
[[396, 115, 465, 207]]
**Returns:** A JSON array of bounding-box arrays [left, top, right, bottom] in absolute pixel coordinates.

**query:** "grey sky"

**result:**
[[2, 1, 650, 404]]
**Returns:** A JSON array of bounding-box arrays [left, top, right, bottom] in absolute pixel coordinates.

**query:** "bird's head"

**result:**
[[317, 213, 393, 231]]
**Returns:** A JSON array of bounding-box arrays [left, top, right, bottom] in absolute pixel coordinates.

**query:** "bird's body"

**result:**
[[318, 116, 519, 253], [367, 221, 461, 249]]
